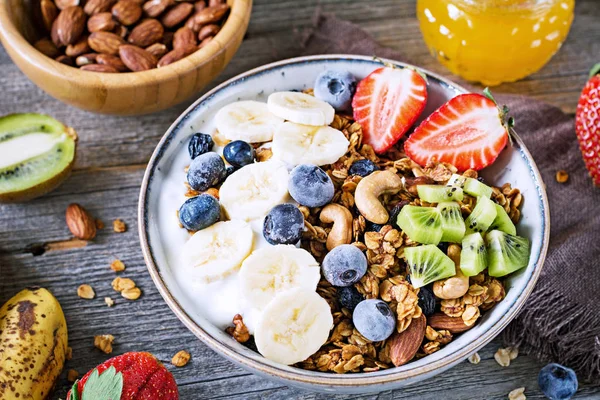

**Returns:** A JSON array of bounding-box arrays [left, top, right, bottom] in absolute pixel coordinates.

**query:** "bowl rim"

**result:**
[[138, 54, 551, 388], [0, 0, 252, 86]]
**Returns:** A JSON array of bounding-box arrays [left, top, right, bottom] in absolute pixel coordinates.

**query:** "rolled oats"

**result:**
[[104, 297, 115, 307], [121, 286, 142, 300], [94, 334, 114, 354], [110, 259, 126, 272], [113, 218, 127, 233], [468, 352, 481, 364], [77, 284, 95, 299], [67, 369, 79, 382], [494, 347, 512, 367], [508, 387, 526, 400], [171, 350, 191, 367]]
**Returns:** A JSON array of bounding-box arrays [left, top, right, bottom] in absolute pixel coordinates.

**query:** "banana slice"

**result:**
[[267, 91, 335, 126], [181, 220, 254, 283], [219, 159, 290, 221], [214, 100, 285, 143], [271, 122, 350, 166], [255, 288, 333, 365], [239, 245, 320, 310]]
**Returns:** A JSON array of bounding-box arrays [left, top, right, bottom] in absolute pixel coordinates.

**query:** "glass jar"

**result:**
[[416, 0, 575, 86]]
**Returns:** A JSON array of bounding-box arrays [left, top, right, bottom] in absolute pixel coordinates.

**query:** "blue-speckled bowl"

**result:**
[[138, 55, 550, 393]]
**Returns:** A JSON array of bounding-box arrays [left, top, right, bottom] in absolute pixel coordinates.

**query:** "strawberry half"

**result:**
[[575, 63, 600, 186], [404, 92, 510, 171], [67, 352, 178, 400], [352, 66, 428, 154]]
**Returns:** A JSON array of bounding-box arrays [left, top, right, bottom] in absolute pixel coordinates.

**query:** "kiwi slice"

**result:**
[[0, 113, 77, 203], [405, 245, 456, 288], [437, 202, 466, 243], [447, 174, 493, 198], [486, 230, 530, 277], [460, 232, 487, 276], [489, 203, 517, 235], [417, 185, 464, 203], [465, 196, 497, 234], [396, 205, 443, 245]]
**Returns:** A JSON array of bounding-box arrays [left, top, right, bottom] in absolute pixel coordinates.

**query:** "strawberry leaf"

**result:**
[[70, 380, 80, 400], [81, 366, 123, 400], [589, 63, 600, 78]]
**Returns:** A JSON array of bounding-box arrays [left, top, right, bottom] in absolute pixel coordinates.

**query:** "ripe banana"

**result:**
[[271, 122, 350, 166], [239, 245, 320, 310], [0, 287, 68, 400], [181, 219, 254, 283], [254, 288, 333, 365], [267, 91, 335, 126], [219, 159, 290, 221], [214, 100, 285, 143]]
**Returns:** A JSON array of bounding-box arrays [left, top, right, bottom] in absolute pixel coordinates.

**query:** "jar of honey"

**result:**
[[417, 0, 575, 86]]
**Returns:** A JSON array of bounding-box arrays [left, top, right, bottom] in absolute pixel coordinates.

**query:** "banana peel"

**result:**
[[0, 287, 68, 399]]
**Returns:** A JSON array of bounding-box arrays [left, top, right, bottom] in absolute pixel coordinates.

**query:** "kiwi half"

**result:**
[[460, 232, 487, 276], [396, 205, 442, 245], [417, 185, 464, 203], [489, 203, 517, 235], [437, 202, 466, 243], [486, 230, 530, 277], [405, 245, 456, 288], [465, 196, 498, 234], [447, 174, 493, 198], [0, 113, 77, 203]]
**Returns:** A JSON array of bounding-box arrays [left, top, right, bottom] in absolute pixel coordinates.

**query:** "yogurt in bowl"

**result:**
[[139, 55, 549, 393]]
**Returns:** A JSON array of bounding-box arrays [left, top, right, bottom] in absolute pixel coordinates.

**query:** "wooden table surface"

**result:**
[[1, 1, 599, 399]]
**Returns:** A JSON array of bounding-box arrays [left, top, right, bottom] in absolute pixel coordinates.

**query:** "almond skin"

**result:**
[[66, 203, 97, 240], [198, 24, 219, 41], [112, 0, 142, 25], [65, 35, 90, 57], [53, 6, 86, 46], [145, 42, 168, 58], [143, 0, 172, 18], [119, 44, 157, 71], [88, 31, 126, 55], [97, 53, 129, 71], [161, 2, 194, 28], [81, 63, 120, 72], [127, 18, 164, 47], [388, 314, 426, 367], [76, 53, 99, 66], [428, 313, 473, 334], [87, 12, 117, 32], [55, 54, 74, 66], [157, 48, 186, 67], [173, 26, 196, 51], [34, 38, 60, 58], [41, 0, 59, 32], [55, 0, 80, 10], [84, 0, 117, 15]]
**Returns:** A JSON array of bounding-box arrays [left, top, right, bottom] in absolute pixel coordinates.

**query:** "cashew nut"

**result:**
[[320, 203, 353, 251], [433, 244, 470, 299], [355, 170, 403, 224]]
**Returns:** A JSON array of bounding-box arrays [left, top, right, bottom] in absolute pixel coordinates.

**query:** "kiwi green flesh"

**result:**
[[0, 114, 75, 202], [447, 174, 492, 198], [486, 230, 530, 277], [465, 196, 497, 234], [460, 232, 487, 276], [489, 204, 517, 235], [437, 202, 466, 243], [417, 185, 464, 203], [397, 205, 442, 245], [405, 245, 455, 288]]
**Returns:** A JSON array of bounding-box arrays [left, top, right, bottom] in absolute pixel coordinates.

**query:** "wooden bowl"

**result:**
[[0, 0, 252, 115]]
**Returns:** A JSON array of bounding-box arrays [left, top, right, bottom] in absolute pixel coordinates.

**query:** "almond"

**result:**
[[76, 53, 99, 66], [173, 26, 196, 51], [119, 44, 157, 71], [198, 23, 219, 41], [55, 54, 74, 66], [55, 0, 80, 10], [81, 63, 120, 72], [189, 4, 228, 26], [84, 0, 117, 15], [65, 35, 90, 56], [428, 313, 473, 334], [145, 42, 168, 58], [97, 53, 129, 71], [89, 31, 126, 55], [52, 6, 86, 46], [208, 0, 223, 6], [142, 0, 172, 18], [128, 18, 164, 47], [194, 0, 206, 13], [161, 2, 194, 28], [198, 36, 212, 49], [157, 48, 186, 67], [87, 12, 117, 32], [41, 0, 59, 32], [388, 314, 426, 367], [112, 0, 142, 25], [66, 203, 97, 240], [34, 38, 60, 58], [114, 24, 129, 38]]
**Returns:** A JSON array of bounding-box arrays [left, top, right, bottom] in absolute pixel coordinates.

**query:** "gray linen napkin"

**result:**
[[299, 11, 600, 383]]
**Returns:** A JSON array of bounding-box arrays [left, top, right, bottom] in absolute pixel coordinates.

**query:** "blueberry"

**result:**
[[417, 286, 436, 317], [178, 194, 220, 231], [366, 222, 384, 232], [223, 140, 255, 168], [188, 132, 214, 159], [349, 159, 379, 177], [321, 244, 367, 287], [538, 363, 578, 400], [314, 70, 357, 111], [288, 164, 334, 207], [337, 286, 364, 312], [353, 299, 396, 341], [263, 204, 304, 245], [389, 201, 409, 230], [187, 152, 225, 191], [220, 165, 235, 183]]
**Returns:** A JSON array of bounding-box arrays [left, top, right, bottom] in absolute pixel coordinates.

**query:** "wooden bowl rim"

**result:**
[[0, 0, 252, 88]]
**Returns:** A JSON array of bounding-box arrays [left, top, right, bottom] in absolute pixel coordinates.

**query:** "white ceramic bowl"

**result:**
[[138, 55, 550, 393]]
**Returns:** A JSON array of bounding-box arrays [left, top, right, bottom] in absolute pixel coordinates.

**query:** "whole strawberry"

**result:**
[[575, 63, 600, 186], [67, 352, 178, 400]]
